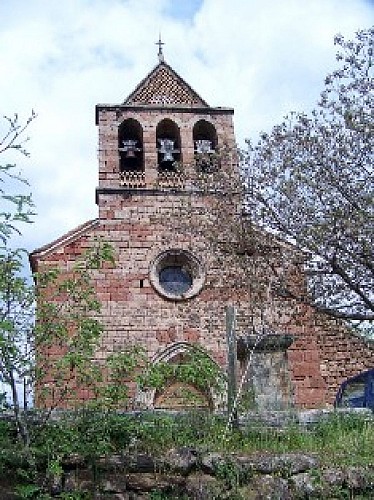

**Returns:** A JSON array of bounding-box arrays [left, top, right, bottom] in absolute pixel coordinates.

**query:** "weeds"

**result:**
[[0, 409, 372, 496]]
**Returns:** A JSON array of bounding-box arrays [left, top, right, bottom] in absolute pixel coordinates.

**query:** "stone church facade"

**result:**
[[30, 55, 374, 411]]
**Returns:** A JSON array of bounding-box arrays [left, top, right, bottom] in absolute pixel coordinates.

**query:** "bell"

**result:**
[[195, 139, 214, 155], [158, 138, 179, 162], [119, 139, 141, 157], [162, 150, 174, 162], [125, 149, 136, 158]]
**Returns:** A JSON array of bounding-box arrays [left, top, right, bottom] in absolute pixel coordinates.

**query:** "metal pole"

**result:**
[[226, 305, 238, 429]]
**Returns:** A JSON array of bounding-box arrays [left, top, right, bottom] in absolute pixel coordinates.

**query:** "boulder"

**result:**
[[236, 452, 319, 476], [159, 447, 198, 475], [125, 473, 185, 492], [185, 473, 225, 499], [239, 475, 291, 500]]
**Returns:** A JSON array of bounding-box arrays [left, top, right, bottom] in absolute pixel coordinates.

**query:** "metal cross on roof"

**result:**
[[155, 34, 165, 63]]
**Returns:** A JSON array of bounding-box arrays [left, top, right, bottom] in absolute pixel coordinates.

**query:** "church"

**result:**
[[30, 45, 374, 412]]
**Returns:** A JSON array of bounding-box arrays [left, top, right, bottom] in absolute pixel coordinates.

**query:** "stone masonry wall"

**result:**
[[32, 102, 374, 410], [34, 194, 374, 410], [315, 316, 374, 403]]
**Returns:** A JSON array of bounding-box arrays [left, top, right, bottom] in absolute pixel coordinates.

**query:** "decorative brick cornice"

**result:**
[[95, 104, 234, 124], [95, 186, 231, 204]]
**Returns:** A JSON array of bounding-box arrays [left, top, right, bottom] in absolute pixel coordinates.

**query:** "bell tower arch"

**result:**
[[156, 118, 182, 172]]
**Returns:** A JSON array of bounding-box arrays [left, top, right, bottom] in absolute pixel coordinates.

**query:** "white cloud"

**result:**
[[0, 0, 372, 255]]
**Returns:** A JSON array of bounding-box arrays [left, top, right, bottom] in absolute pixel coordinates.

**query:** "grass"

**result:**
[[0, 409, 373, 470]]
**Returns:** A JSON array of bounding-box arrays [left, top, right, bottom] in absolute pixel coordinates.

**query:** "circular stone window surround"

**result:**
[[149, 249, 205, 301]]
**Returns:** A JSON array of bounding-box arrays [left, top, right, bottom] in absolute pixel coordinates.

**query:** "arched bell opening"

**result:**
[[118, 118, 144, 173], [156, 119, 181, 172], [193, 120, 218, 173]]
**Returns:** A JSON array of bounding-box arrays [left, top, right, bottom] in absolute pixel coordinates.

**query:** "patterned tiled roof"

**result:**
[[124, 62, 208, 107]]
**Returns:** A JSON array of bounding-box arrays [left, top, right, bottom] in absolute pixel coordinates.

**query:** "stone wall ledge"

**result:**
[[38, 449, 373, 498], [239, 407, 373, 428], [1, 407, 372, 448]]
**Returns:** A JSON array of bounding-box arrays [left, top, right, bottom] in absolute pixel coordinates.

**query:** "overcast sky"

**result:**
[[1, 0, 373, 258]]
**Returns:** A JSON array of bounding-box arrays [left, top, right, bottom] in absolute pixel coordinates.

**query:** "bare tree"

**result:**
[[243, 27, 373, 322]]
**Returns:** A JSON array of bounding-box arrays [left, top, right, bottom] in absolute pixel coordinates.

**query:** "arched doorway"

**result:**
[[136, 342, 226, 411]]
